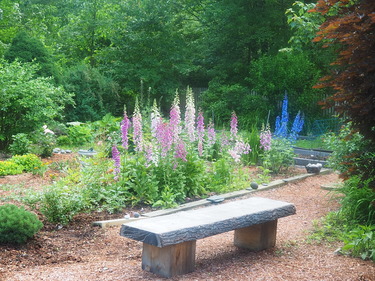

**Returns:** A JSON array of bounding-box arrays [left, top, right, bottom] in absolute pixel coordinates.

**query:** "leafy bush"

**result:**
[[4, 31, 60, 82], [0, 160, 23, 176], [10, 154, 43, 173], [67, 124, 93, 146], [0, 204, 43, 244], [79, 156, 127, 214], [336, 176, 375, 225], [56, 135, 72, 146], [29, 125, 57, 158], [0, 60, 73, 150], [323, 123, 364, 174], [342, 225, 375, 261], [9, 133, 31, 155], [39, 184, 87, 225], [323, 122, 375, 185], [241, 126, 260, 165], [61, 64, 121, 122], [261, 138, 294, 174], [247, 51, 324, 128]]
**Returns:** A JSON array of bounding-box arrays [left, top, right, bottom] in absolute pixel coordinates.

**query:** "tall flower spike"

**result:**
[[156, 120, 173, 157], [197, 110, 205, 157], [228, 138, 251, 163], [185, 87, 196, 142], [151, 99, 161, 139], [174, 138, 187, 162], [112, 145, 121, 180], [170, 91, 181, 143], [289, 111, 304, 142], [207, 120, 216, 147], [133, 98, 143, 152], [230, 112, 238, 140], [121, 107, 131, 150], [275, 94, 289, 138], [260, 123, 272, 151]]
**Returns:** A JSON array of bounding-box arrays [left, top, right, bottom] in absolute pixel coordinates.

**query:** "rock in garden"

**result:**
[[250, 182, 258, 189], [132, 212, 140, 218], [305, 163, 322, 174]]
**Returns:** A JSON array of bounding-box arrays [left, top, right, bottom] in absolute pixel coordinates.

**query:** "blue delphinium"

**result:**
[[274, 94, 304, 142], [289, 111, 304, 142], [274, 94, 289, 138]]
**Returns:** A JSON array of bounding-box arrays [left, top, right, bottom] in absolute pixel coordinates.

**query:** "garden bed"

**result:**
[[1, 171, 375, 280]]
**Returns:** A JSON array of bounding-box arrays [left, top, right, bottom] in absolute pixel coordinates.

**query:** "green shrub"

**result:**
[[241, 126, 260, 165], [39, 184, 87, 225], [342, 225, 375, 261], [67, 125, 92, 146], [10, 154, 43, 173], [29, 125, 57, 158], [56, 135, 72, 146], [0, 60, 73, 150], [0, 204, 43, 244], [0, 161, 23, 176], [9, 133, 31, 155], [336, 176, 375, 225], [261, 138, 294, 174]]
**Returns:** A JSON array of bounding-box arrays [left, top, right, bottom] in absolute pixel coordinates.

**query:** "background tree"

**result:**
[[312, 0, 375, 186], [62, 63, 120, 121], [0, 1, 22, 56], [4, 30, 60, 82], [0, 60, 73, 149], [312, 0, 375, 142]]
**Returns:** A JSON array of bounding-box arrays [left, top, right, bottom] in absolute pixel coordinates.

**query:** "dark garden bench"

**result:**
[[120, 197, 296, 278]]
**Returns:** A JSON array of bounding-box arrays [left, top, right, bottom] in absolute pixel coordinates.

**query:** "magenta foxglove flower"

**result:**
[[133, 102, 143, 152], [184, 87, 196, 142], [121, 110, 131, 150], [156, 120, 173, 157], [230, 112, 238, 140], [196, 111, 205, 157], [144, 142, 157, 167], [228, 139, 251, 163], [260, 124, 272, 151], [151, 100, 161, 139], [174, 138, 187, 162], [170, 94, 181, 142], [207, 120, 216, 147], [112, 145, 121, 180]]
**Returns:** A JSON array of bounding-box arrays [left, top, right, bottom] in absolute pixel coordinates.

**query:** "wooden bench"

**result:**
[[120, 197, 296, 278]]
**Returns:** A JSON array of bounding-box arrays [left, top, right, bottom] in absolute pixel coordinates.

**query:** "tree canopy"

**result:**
[[312, 0, 375, 142], [0, 0, 338, 127]]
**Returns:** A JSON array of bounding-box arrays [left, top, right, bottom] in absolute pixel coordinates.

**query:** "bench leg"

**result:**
[[234, 220, 277, 251], [142, 240, 196, 278]]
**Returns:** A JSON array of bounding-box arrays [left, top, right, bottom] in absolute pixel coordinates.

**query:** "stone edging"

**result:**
[[93, 168, 333, 228]]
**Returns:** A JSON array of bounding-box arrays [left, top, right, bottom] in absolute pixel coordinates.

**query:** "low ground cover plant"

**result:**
[[0, 154, 45, 176]]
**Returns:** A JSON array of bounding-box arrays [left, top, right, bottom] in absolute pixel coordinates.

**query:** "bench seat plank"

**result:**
[[120, 197, 295, 247]]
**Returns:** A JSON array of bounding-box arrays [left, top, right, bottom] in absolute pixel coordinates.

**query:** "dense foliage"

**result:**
[[0, 0, 332, 133], [0, 204, 43, 245], [0, 60, 73, 149], [312, 0, 375, 144]]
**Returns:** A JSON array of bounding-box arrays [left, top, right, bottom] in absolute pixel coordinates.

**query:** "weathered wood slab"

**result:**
[[142, 240, 196, 278], [120, 197, 296, 247]]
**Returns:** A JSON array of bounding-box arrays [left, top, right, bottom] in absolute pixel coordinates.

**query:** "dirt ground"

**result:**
[[0, 155, 374, 280]]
